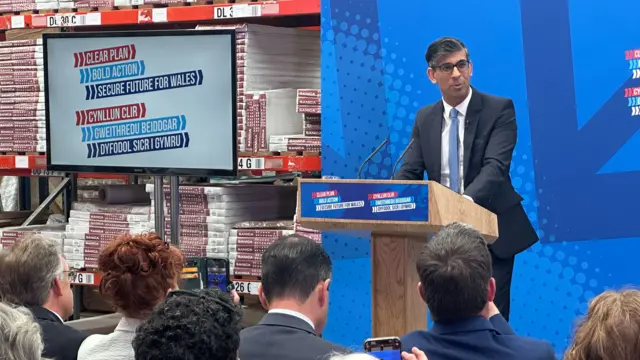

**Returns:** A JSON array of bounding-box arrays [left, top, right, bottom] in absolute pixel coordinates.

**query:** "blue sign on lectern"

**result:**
[[299, 182, 429, 222]]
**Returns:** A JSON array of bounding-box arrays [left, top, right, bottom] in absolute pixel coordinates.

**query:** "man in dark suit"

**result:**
[[394, 37, 538, 320], [239, 234, 351, 360], [0, 235, 88, 360], [401, 223, 555, 360]]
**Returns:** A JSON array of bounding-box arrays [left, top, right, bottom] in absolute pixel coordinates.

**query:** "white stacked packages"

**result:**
[[64, 202, 153, 269], [0, 224, 66, 257], [228, 225, 295, 277], [0, 1, 61, 12], [197, 24, 320, 151], [146, 184, 298, 259], [0, 39, 45, 153], [268, 134, 321, 152], [243, 89, 303, 152]]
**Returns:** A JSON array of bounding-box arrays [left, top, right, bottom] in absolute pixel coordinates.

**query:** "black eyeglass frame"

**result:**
[[430, 59, 470, 74]]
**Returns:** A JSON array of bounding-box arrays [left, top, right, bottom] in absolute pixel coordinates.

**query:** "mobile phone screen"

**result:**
[[364, 338, 401, 360], [367, 348, 401, 360], [206, 258, 231, 292]]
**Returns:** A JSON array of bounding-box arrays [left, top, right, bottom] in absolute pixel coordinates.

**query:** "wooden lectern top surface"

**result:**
[[297, 179, 498, 242]]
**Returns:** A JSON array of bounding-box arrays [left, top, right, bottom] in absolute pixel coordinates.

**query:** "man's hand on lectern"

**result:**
[[401, 347, 428, 360]]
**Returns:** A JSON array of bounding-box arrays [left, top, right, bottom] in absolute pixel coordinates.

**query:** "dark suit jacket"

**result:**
[[29, 306, 88, 360], [401, 315, 556, 360], [394, 89, 538, 258], [239, 313, 351, 360]]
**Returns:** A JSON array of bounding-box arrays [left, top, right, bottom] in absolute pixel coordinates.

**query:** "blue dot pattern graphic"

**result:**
[[321, 0, 640, 356]]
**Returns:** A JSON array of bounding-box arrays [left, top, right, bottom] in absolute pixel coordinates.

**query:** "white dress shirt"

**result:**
[[268, 309, 315, 330], [441, 88, 473, 194], [77, 316, 141, 360]]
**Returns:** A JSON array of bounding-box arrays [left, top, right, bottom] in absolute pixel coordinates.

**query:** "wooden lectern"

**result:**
[[296, 179, 498, 337]]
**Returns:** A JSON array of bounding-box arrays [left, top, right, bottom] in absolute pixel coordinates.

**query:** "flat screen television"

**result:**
[[44, 30, 237, 176]]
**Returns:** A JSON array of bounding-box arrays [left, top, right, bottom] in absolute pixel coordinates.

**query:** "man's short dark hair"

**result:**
[[261, 234, 331, 303], [417, 223, 491, 322], [133, 288, 241, 360], [425, 37, 469, 67]]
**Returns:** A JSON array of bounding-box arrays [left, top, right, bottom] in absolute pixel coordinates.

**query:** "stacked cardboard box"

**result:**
[[197, 24, 320, 151], [0, 224, 66, 252], [228, 226, 295, 277], [64, 203, 152, 269], [0, 39, 46, 153], [293, 214, 322, 242], [298, 88, 321, 137], [147, 184, 298, 259], [243, 89, 302, 152]]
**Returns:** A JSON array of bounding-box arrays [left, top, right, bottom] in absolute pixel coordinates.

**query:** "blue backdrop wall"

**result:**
[[320, 0, 640, 354]]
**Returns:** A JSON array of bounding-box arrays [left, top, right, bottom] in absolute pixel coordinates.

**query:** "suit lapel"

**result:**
[[463, 90, 482, 183], [428, 101, 444, 183]]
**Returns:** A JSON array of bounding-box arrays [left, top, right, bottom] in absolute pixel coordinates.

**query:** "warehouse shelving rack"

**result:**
[[0, 0, 320, 316]]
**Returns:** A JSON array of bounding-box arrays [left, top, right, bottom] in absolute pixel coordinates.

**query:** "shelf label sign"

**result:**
[[233, 281, 260, 295], [238, 157, 265, 170], [71, 272, 95, 285], [47, 14, 86, 27], [214, 4, 262, 19]]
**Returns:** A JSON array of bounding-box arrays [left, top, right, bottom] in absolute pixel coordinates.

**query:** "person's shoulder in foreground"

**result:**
[[401, 319, 555, 360], [238, 234, 351, 360], [401, 223, 555, 360], [0, 235, 88, 360]]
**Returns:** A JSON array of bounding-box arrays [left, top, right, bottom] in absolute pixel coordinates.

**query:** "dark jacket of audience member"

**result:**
[[239, 234, 351, 360], [133, 288, 242, 360], [401, 223, 555, 360], [0, 236, 87, 360]]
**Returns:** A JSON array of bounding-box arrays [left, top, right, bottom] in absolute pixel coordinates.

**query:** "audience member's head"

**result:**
[[565, 289, 640, 360], [0, 302, 46, 360], [259, 234, 332, 334], [133, 288, 241, 360], [99, 232, 184, 319], [416, 222, 494, 322], [0, 235, 74, 319]]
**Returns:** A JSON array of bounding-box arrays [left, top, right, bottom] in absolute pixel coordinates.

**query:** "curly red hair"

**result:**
[[98, 232, 184, 319]]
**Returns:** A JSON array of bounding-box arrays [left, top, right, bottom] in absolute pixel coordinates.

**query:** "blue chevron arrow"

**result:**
[[197, 70, 203, 85], [180, 115, 186, 130], [81, 127, 86, 142], [90, 85, 96, 100], [92, 143, 98, 157], [86, 143, 93, 158], [522, 0, 640, 242], [85, 68, 91, 83], [85, 86, 91, 100], [140, 60, 145, 76], [184, 132, 190, 147], [79, 69, 85, 84]]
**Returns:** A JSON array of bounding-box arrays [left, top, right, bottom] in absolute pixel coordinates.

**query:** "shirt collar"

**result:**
[[268, 309, 315, 330], [43, 307, 64, 323], [115, 317, 143, 332], [442, 87, 473, 118]]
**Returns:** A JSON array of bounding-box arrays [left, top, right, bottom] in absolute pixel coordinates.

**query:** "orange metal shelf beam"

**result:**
[[0, 0, 320, 29], [0, 153, 321, 174]]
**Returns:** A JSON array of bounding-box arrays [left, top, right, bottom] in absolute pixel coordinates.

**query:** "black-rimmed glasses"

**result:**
[[431, 59, 470, 74]]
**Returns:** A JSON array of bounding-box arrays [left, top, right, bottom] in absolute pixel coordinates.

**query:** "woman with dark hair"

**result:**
[[77, 232, 184, 360], [133, 288, 242, 360]]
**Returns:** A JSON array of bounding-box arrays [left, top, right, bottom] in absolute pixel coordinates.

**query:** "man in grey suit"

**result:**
[[239, 234, 350, 360]]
